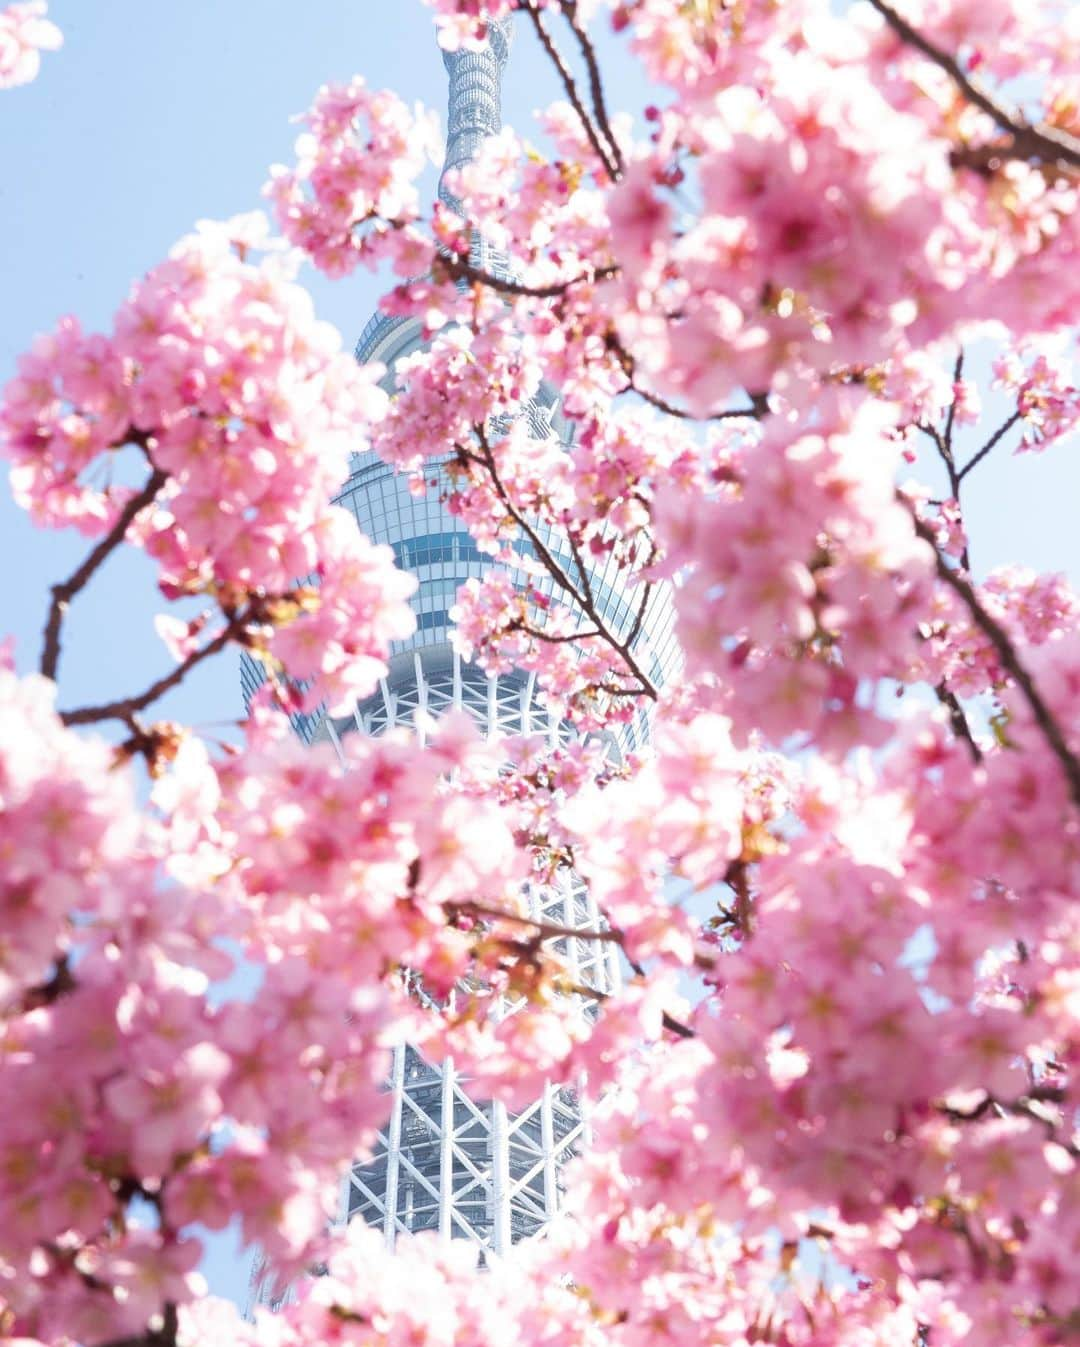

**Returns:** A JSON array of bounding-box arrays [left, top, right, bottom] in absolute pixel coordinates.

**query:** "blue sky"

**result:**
[[1, 0, 1077, 1310]]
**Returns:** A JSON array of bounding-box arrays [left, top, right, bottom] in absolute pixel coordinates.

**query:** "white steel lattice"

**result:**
[[317, 647, 619, 1258]]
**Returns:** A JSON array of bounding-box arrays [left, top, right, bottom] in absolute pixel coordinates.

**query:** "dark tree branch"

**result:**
[[454, 899, 623, 945], [957, 410, 1025, 483], [867, 0, 1080, 170], [933, 681, 983, 764], [40, 467, 168, 683], [611, 339, 768, 422], [623, 573, 655, 651], [521, 1, 621, 180], [943, 347, 964, 457], [557, 0, 624, 174], [436, 254, 617, 298], [91, 1303, 178, 1347], [519, 622, 602, 644], [564, 526, 597, 612], [60, 626, 233, 728], [907, 500, 1080, 809], [915, 419, 970, 571], [472, 429, 591, 614], [936, 1090, 1077, 1155], [20, 953, 76, 1012], [569, 976, 697, 1039]]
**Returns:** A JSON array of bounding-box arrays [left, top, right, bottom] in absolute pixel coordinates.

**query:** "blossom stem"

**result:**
[[475, 426, 660, 699], [94, 1303, 178, 1347], [611, 339, 768, 422], [440, 254, 618, 298], [957, 410, 1025, 483]]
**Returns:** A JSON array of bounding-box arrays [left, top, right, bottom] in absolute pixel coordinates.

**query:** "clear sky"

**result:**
[[0, 0, 1077, 1310]]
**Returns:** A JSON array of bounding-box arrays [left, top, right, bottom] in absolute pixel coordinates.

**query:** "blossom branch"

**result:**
[[937, 1089, 1078, 1156], [934, 681, 983, 764], [40, 466, 168, 683], [464, 433, 590, 615], [867, 0, 1080, 170], [518, 622, 602, 644], [943, 347, 964, 455], [569, 977, 697, 1039], [907, 500, 1080, 808], [474, 426, 660, 699], [622, 572, 655, 651], [454, 899, 624, 945], [94, 1303, 178, 1347]]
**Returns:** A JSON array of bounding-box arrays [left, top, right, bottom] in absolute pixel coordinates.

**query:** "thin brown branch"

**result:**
[[915, 418, 970, 570], [20, 953, 76, 1012], [475, 426, 660, 699], [438, 254, 617, 298], [611, 339, 767, 422], [957, 410, 1024, 483], [40, 467, 168, 682], [564, 527, 596, 609], [568, 976, 697, 1039], [519, 622, 603, 644], [868, 0, 1080, 170], [557, 0, 623, 174], [623, 576, 654, 650], [522, 0, 620, 180], [457, 899, 623, 945], [474, 428, 590, 613], [60, 627, 232, 727], [933, 681, 983, 763], [907, 499, 1080, 809], [942, 347, 964, 457], [936, 1090, 1077, 1155], [597, 680, 651, 698]]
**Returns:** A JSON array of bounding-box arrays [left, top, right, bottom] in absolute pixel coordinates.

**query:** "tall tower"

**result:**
[[244, 17, 676, 1274]]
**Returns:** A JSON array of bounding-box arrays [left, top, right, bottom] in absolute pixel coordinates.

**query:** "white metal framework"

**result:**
[[317, 651, 618, 1257]]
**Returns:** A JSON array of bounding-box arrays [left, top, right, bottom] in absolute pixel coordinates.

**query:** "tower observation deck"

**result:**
[[245, 15, 677, 1273]]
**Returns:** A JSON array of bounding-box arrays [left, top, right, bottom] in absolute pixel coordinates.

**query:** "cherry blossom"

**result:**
[[0, 2, 60, 90], [2, 0, 1080, 1343]]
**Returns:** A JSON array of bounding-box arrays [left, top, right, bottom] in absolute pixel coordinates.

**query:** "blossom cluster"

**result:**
[[0, 678, 620, 1340], [0, 1, 60, 89], [267, 78, 439, 278], [0, 216, 416, 714], [652, 396, 937, 752]]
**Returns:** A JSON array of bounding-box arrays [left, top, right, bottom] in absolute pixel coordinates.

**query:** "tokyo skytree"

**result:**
[[243, 14, 676, 1275]]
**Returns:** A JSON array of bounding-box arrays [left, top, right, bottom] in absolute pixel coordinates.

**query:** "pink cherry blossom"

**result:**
[[0, 2, 60, 89]]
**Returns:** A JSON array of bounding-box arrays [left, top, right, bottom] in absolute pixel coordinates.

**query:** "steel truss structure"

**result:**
[[317, 649, 619, 1257]]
